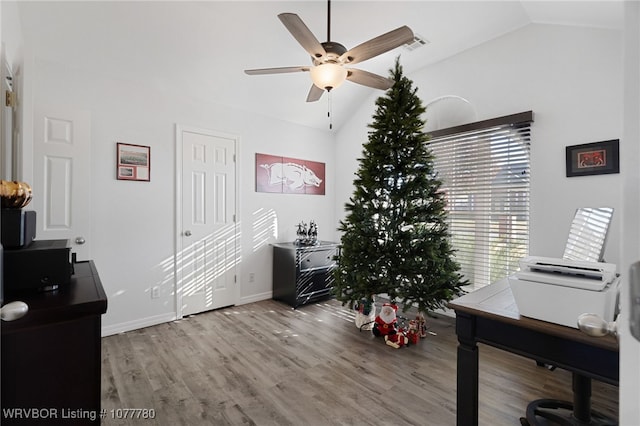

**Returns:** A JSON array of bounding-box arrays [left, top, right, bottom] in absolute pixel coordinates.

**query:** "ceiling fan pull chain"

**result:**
[[328, 91, 333, 130]]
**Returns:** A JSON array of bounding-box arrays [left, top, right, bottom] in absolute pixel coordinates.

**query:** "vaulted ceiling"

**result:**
[[17, 1, 624, 131]]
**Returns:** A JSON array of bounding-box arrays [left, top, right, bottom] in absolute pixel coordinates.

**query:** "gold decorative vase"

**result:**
[[0, 180, 33, 209]]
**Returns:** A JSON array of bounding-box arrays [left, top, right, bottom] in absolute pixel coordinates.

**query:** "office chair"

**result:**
[[520, 207, 617, 426]]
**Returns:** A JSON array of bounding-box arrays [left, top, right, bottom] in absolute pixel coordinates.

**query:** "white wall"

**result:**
[[0, 1, 21, 69], [335, 23, 624, 267], [27, 59, 335, 334]]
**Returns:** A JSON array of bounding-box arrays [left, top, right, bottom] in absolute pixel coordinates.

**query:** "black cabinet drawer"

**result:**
[[298, 248, 336, 272], [298, 270, 335, 298]]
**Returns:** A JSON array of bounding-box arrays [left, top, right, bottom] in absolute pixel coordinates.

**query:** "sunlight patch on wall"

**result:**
[[152, 252, 178, 303], [252, 208, 278, 252]]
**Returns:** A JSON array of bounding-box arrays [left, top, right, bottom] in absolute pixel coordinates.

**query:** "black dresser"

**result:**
[[272, 242, 339, 308], [1, 260, 108, 425]]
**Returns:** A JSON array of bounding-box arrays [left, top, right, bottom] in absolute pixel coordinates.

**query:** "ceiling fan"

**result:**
[[244, 0, 414, 102]]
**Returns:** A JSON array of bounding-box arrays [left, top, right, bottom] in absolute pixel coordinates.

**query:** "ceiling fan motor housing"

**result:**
[[313, 41, 348, 65]]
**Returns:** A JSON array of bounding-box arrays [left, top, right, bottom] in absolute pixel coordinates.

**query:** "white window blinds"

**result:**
[[427, 111, 533, 289]]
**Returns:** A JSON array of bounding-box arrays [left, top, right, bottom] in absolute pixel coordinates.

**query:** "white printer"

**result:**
[[509, 256, 620, 329]]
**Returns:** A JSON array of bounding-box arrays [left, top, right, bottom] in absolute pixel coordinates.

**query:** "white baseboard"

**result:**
[[101, 293, 274, 336], [101, 312, 177, 337], [238, 291, 272, 305]]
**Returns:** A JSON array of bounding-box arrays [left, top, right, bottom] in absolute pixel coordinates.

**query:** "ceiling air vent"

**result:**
[[404, 34, 429, 51]]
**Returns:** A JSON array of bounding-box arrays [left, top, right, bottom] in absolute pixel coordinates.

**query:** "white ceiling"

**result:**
[[17, 1, 624, 131]]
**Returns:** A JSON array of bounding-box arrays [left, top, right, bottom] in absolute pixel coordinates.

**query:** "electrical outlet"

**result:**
[[249, 273, 255, 283], [151, 286, 160, 299]]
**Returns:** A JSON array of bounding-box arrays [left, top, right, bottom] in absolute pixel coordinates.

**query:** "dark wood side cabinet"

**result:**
[[1, 260, 108, 425], [272, 242, 339, 308]]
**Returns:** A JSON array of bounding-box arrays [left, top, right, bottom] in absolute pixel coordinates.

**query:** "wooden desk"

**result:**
[[448, 279, 618, 426]]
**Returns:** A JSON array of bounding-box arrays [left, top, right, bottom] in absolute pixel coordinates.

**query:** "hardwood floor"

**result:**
[[101, 298, 618, 425]]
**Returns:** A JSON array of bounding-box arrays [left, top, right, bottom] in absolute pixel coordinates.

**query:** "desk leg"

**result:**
[[572, 373, 592, 423], [456, 312, 479, 426]]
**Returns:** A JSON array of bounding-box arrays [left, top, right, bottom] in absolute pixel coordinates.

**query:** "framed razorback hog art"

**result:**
[[255, 153, 325, 195]]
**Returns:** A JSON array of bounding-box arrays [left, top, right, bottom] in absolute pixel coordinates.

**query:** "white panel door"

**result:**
[[33, 107, 91, 260], [178, 126, 237, 316]]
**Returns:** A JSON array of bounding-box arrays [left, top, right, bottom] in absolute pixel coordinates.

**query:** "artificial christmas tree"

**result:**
[[334, 58, 467, 316]]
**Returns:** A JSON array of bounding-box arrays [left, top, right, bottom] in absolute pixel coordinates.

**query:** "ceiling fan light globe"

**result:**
[[310, 63, 347, 91]]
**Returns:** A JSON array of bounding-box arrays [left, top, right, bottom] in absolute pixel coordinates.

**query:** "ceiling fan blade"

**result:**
[[346, 68, 393, 90], [278, 13, 327, 60], [306, 85, 324, 102], [245, 66, 310, 75], [340, 26, 414, 65]]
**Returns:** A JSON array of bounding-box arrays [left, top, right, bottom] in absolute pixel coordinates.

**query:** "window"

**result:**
[[427, 111, 533, 289]]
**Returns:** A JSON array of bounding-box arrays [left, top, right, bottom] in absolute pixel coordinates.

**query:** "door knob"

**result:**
[[75, 237, 86, 245], [184, 230, 192, 237]]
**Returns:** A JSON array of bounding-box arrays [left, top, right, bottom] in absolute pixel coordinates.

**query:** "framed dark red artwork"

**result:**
[[255, 153, 325, 195], [566, 139, 619, 177]]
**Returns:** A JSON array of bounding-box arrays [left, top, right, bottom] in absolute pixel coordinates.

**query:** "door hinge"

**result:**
[[5, 90, 16, 108], [234, 275, 237, 283]]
